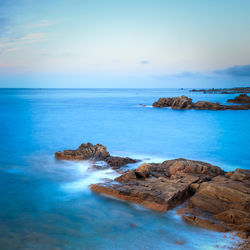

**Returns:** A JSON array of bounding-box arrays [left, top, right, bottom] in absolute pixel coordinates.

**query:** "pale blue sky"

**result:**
[[0, 0, 250, 87]]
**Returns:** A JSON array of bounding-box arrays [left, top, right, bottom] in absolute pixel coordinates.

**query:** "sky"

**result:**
[[0, 0, 250, 88]]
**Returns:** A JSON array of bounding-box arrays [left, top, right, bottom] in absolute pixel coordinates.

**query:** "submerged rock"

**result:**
[[152, 95, 250, 110], [55, 142, 138, 169], [227, 94, 250, 104]]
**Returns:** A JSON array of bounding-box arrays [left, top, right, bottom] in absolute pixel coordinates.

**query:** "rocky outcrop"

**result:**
[[152, 95, 250, 110], [152, 96, 193, 109], [55, 143, 110, 161], [177, 168, 250, 237], [55, 143, 138, 169], [90, 158, 250, 239], [190, 87, 250, 94], [90, 158, 224, 212], [105, 156, 138, 169], [227, 94, 250, 104]]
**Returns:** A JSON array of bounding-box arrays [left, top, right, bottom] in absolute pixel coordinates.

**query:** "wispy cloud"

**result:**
[[214, 64, 250, 77], [0, 32, 46, 54], [23, 19, 57, 29], [139, 60, 150, 65], [21, 32, 45, 41], [172, 71, 196, 78]]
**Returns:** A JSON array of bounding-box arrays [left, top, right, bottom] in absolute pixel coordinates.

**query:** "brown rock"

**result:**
[[152, 95, 193, 109], [193, 101, 226, 110], [90, 158, 223, 212], [152, 95, 250, 110], [214, 209, 250, 225], [179, 169, 250, 236], [55, 142, 110, 161], [162, 158, 224, 177], [181, 214, 229, 232], [105, 156, 138, 169], [91, 176, 197, 212], [229, 168, 250, 182], [227, 94, 250, 104], [55, 142, 138, 169]]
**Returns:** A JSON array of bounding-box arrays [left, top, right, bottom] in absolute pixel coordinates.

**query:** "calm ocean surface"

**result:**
[[0, 88, 249, 249]]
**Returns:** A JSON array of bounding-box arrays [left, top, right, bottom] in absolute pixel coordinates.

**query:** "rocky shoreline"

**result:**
[[152, 95, 250, 110], [190, 87, 250, 94], [55, 142, 250, 246]]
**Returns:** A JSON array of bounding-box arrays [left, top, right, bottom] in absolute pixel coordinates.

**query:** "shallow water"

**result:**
[[0, 88, 249, 249]]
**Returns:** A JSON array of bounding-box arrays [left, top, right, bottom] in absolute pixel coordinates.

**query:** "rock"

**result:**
[[181, 213, 229, 232], [90, 176, 197, 212], [193, 101, 225, 110], [162, 158, 224, 177], [229, 168, 250, 182], [55, 142, 110, 161], [115, 171, 138, 182], [178, 169, 250, 236], [105, 156, 137, 169], [55, 142, 138, 169], [152, 95, 250, 110], [90, 158, 223, 212], [152, 95, 193, 109], [190, 87, 250, 94], [227, 94, 250, 104], [214, 209, 250, 225]]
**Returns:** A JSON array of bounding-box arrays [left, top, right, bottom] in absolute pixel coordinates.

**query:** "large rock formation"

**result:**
[[55, 143, 138, 168], [178, 168, 250, 238], [90, 158, 224, 212], [227, 94, 250, 104], [90, 159, 250, 239], [152, 95, 250, 110]]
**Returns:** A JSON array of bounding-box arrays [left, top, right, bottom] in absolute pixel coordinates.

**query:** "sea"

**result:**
[[0, 88, 249, 249]]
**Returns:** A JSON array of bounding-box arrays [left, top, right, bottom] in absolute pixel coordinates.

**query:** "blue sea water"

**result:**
[[0, 88, 249, 249]]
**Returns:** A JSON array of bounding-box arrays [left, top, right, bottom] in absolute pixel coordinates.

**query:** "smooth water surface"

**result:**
[[0, 88, 249, 249]]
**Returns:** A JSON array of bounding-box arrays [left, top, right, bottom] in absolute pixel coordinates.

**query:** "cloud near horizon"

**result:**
[[139, 60, 150, 65], [214, 64, 250, 77]]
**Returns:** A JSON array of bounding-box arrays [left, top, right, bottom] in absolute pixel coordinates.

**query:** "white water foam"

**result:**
[[61, 161, 119, 193]]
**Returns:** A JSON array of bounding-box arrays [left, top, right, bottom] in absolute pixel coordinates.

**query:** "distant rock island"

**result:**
[[190, 87, 250, 94], [152, 95, 250, 110], [227, 94, 250, 104], [55, 142, 250, 244]]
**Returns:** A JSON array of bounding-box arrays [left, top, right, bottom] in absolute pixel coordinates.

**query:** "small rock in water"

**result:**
[[55, 142, 139, 169]]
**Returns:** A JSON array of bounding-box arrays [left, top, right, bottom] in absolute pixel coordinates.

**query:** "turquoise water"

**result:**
[[0, 88, 249, 249]]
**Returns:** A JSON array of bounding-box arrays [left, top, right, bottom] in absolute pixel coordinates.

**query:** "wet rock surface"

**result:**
[[227, 94, 250, 104], [152, 95, 250, 110], [177, 168, 250, 238], [55, 142, 138, 169], [90, 158, 250, 241], [90, 158, 224, 212], [56, 143, 249, 245]]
